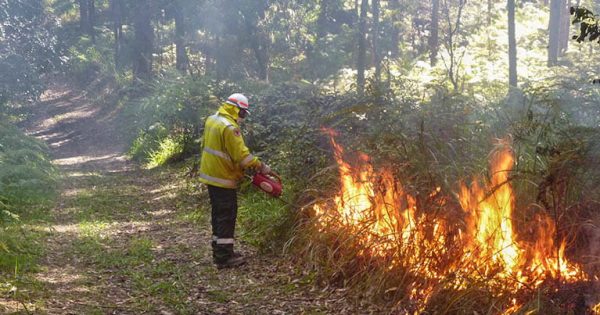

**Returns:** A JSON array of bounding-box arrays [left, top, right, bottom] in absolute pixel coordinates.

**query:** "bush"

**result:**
[[125, 72, 219, 167], [0, 121, 57, 220], [0, 120, 55, 281], [64, 35, 120, 86]]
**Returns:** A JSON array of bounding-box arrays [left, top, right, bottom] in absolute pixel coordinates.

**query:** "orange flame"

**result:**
[[593, 302, 600, 314], [313, 130, 587, 309]]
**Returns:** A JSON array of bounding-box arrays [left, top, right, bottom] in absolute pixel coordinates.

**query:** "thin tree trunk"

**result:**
[[373, 0, 381, 85], [173, 2, 188, 72], [246, 24, 269, 81], [110, 0, 123, 69], [215, 35, 223, 80], [357, 0, 368, 95], [389, 0, 401, 58], [429, 0, 440, 66], [317, 0, 329, 39], [548, 0, 562, 66], [559, 0, 570, 55], [79, 0, 89, 35], [441, 0, 466, 92], [251, 36, 269, 81], [488, 0, 492, 26], [133, 5, 154, 79], [110, 0, 119, 68], [487, 0, 493, 57], [508, 0, 518, 87], [88, 0, 95, 43], [241, 8, 269, 81]]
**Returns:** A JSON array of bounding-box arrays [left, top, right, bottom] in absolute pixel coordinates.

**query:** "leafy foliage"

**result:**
[[0, 120, 55, 292], [571, 6, 600, 44], [126, 72, 218, 166], [0, 121, 57, 222], [0, 0, 61, 108]]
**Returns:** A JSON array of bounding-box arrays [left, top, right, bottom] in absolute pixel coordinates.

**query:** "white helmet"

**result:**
[[225, 93, 249, 111]]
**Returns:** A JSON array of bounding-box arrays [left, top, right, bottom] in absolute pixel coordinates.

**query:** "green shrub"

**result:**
[[126, 73, 218, 167], [238, 189, 291, 250], [0, 120, 55, 280], [0, 121, 57, 220], [64, 34, 121, 85]]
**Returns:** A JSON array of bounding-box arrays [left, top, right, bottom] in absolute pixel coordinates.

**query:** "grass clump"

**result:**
[[147, 135, 186, 168], [238, 189, 292, 251]]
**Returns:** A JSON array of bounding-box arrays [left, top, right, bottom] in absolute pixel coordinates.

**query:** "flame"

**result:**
[[313, 129, 587, 309], [593, 302, 600, 314]]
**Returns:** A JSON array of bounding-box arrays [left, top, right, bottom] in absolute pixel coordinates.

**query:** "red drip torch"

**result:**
[[251, 172, 283, 197]]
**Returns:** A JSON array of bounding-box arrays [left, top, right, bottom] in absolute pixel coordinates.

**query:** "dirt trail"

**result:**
[[9, 81, 347, 314]]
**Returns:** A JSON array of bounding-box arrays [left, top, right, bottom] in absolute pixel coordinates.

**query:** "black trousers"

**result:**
[[207, 185, 238, 264]]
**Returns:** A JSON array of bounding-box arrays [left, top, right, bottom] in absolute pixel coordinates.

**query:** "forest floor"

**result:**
[[0, 80, 351, 314]]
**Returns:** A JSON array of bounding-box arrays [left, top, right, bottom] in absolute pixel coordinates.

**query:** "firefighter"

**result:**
[[198, 93, 271, 269]]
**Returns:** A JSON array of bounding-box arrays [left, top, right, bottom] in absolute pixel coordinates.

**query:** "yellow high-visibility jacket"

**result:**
[[198, 103, 261, 188]]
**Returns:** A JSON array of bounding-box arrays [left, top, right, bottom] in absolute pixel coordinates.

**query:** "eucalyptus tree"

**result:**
[[430, 0, 440, 65], [78, 0, 95, 42], [372, 0, 381, 85], [548, 0, 568, 65], [440, 0, 467, 92], [388, 0, 401, 58], [131, 0, 155, 78], [357, 0, 368, 94], [508, 0, 517, 87]]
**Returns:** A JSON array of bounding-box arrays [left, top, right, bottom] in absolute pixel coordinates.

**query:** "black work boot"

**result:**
[[216, 255, 246, 269]]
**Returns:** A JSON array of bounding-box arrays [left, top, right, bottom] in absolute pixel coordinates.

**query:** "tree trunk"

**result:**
[[559, 0, 570, 55], [372, 0, 381, 85], [88, 0, 95, 43], [548, 0, 562, 66], [317, 0, 329, 39], [357, 0, 368, 95], [487, 0, 493, 57], [389, 0, 401, 58], [244, 23, 269, 81], [251, 35, 269, 81], [508, 0, 518, 87], [133, 6, 154, 79], [429, 0, 440, 66], [215, 35, 224, 81], [488, 0, 492, 26], [110, 0, 123, 69], [240, 7, 269, 81], [173, 2, 188, 73], [441, 0, 467, 92], [79, 0, 89, 35]]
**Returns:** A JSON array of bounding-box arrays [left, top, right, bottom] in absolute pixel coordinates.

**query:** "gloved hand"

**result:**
[[259, 162, 271, 175]]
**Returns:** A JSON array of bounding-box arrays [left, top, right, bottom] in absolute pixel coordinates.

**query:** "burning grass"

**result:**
[[301, 128, 596, 313]]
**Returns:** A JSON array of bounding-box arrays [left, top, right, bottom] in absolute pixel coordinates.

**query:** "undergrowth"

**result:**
[[0, 119, 56, 308], [111, 44, 600, 312], [125, 73, 218, 167], [0, 121, 57, 219]]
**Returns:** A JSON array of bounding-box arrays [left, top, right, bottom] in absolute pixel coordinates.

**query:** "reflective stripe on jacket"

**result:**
[[198, 104, 261, 188]]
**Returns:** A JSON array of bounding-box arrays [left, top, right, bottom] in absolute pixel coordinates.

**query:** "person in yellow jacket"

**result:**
[[199, 93, 271, 269]]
